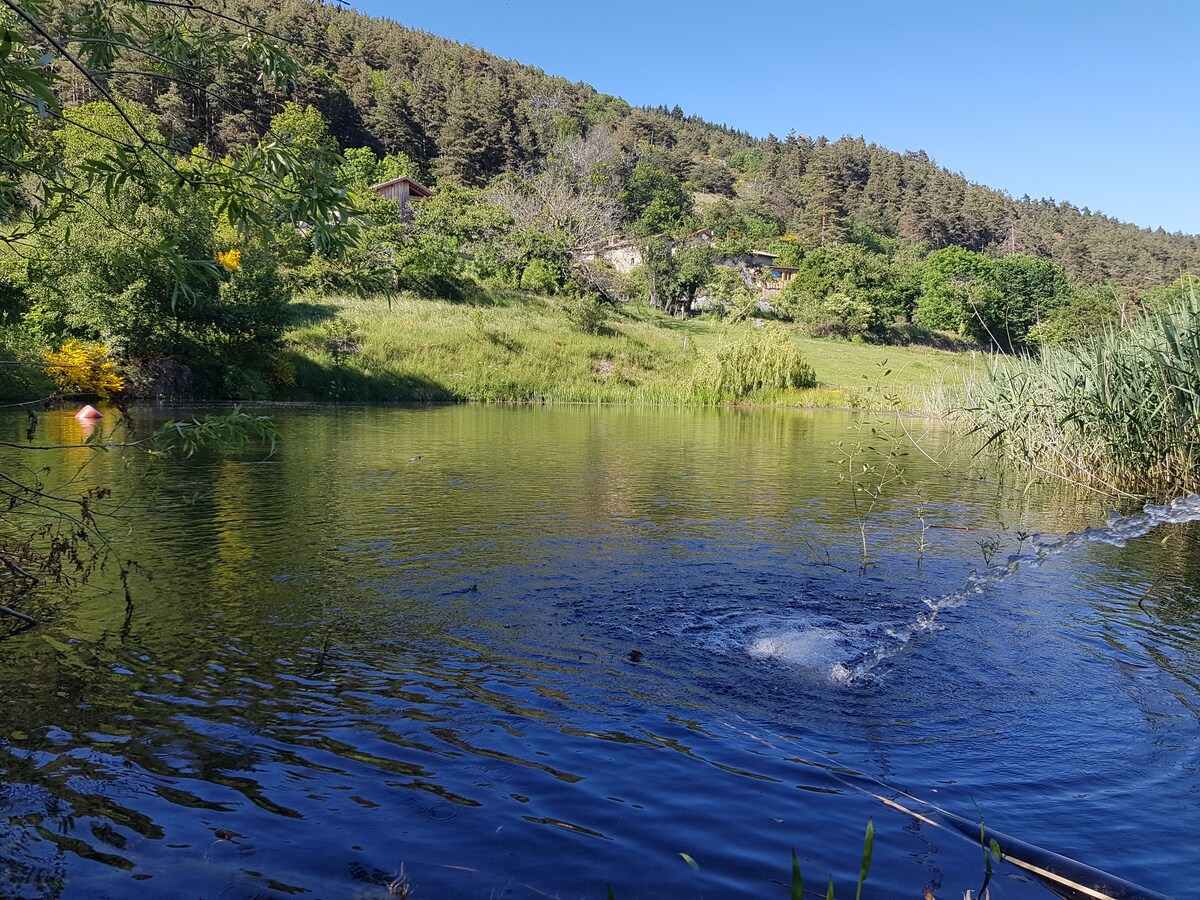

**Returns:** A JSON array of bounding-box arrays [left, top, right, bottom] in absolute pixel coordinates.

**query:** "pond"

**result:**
[[1, 404, 1197, 899]]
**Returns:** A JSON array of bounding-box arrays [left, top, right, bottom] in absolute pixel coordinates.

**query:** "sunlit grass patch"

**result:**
[[282, 289, 976, 412]]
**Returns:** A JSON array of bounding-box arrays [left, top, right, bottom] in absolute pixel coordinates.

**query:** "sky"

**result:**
[[346, 1, 1200, 235]]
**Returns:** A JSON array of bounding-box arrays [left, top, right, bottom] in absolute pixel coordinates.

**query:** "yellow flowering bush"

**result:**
[[216, 248, 242, 271], [43, 340, 125, 398]]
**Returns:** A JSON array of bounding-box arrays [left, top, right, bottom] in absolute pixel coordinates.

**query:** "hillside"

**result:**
[[3, 0, 1198, 403], [98, 0, 1199, 295]]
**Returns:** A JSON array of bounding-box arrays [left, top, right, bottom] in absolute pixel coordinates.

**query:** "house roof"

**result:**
[[369, 176, 434, 198]]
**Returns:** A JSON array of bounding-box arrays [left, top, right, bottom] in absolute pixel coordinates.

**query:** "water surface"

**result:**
[[1, 405, 1197, 898]]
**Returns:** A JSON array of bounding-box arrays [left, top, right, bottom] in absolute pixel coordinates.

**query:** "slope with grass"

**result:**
[[279, 291, 975, 411]]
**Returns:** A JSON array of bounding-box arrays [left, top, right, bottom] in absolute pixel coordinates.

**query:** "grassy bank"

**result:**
[[279, 291, 975, 410]]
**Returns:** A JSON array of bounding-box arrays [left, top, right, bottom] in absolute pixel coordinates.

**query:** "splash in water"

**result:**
[[749, 628, 846, 672], [849, 493, 1200, 679], [746, 495, 1200, 683]]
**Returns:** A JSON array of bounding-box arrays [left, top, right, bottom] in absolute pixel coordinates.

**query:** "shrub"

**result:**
[[44, 340, 124, 397], [564, 295, 609, 334], [699, 327, 816, 399], [519, 258, 562, 294], [792, 293, 887, 340]]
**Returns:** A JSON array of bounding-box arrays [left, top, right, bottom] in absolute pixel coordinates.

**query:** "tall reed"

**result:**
[[960, 288, 1200, 497]]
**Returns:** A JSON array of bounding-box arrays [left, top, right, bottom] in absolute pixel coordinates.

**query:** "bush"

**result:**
[[43, 340, 124, 397], [789, 292, 887, 340], [564, 295, 609, 334], [519, 258, 562, 294], [699, 327, 816, 399], [1026, 286, 1121, 346]]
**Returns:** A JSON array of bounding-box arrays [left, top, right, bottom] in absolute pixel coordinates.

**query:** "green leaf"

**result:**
[[679, 852, 699, 872], [791, 850, 803, 900], [855, 820, 873, 900], [825, 874, 834, 900]]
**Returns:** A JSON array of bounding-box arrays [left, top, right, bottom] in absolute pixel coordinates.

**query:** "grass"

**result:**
[[279, 289, 976, 411], [958, 290, 1200, 498]]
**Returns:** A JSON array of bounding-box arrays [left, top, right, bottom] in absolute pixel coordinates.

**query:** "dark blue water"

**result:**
[[1, 405, 1196, 898]]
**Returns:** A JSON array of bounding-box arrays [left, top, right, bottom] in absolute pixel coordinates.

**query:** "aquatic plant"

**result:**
[[834, 362, 910, 562], [960, 288, 1200, 497], [790, 819, 873, 900]]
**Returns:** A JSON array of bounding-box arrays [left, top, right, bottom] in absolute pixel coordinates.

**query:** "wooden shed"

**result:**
[[369, 176, 434, 214]]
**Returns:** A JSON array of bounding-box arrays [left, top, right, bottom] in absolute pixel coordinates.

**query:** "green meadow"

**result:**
[[280, 291, 977, 411]]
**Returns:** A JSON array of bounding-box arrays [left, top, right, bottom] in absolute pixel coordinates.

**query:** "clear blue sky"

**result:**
[[349, 1, 1200, 235]]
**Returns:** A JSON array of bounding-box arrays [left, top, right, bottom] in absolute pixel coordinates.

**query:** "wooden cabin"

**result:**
[[369, 176, 434, 218], [762, 266, 798, 291]]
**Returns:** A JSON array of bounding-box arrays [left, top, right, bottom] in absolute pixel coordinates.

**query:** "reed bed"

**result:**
[[960, 291, 1200, 498]]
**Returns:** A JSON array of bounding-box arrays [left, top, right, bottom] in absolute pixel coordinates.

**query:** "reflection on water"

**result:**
[[1, 405, 1197, 898]]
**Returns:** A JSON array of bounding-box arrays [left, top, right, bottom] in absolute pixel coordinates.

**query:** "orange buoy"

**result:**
[[75, 404, 103, 420]]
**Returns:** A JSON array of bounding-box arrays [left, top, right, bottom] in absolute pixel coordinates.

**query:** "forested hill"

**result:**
[[102, 0, 1199, 295]]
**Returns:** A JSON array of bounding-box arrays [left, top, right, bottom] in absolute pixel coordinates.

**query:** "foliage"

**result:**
[[43, 339, 124, 397], [0, 325, 51, 400], [700, 200, 781, 257], [915, 248, 1068, 350], [1026, 284, 1121, 346], [340, 146, 418, 191], [796, 293, 887, 341], [836, 416, 909, 562], [22, 0, 1189, 305], [702, 267, 757, 320], [402, 186, 512, 286], [0, 4, 361, 265], [521, 258, 563, 294], [0, 0, 1192, 416], [961, 290, 1200, 497], [25, 144, 292, 397], [673, 246, 715, 309], [563, 295, 609, 334], [624, 161, 690, 236], [987, 253, 1070, 348], [913, 246, 996, 336], [1140, 273, 1200, 313], [698, 327, 817, 399], [147, 409, 279, 459]]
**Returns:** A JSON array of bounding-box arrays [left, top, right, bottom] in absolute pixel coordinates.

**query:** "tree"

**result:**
[[0, 0, 361, 270], [778, 243, 895, 339], [339, 146, 418, 192], [1027, 285, 1121, 346], [623, 160, 689, 236], [988, 253, 1069, 350], [672, 245, 714, 312], [0, 0, 358, 626], [914, 246, 995, 337], [487, 131, 624, 288]]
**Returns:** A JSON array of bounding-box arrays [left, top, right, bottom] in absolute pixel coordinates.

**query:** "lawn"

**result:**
[[280, 290, 978, 412]]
